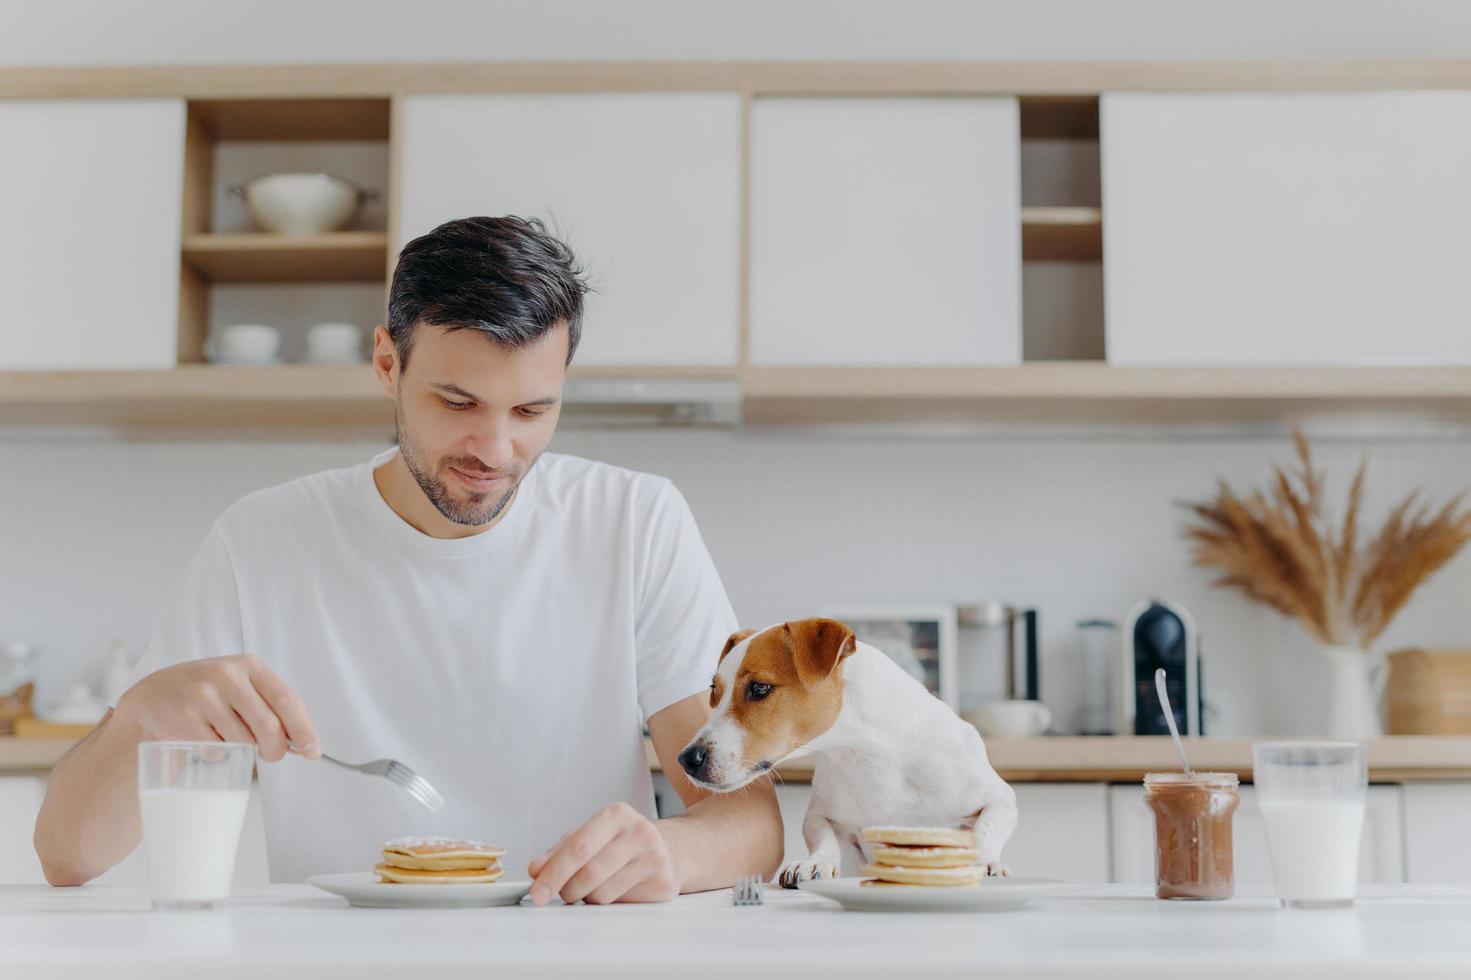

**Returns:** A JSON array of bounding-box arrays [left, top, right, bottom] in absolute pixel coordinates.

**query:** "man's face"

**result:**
[[382, 322, 568, 527]]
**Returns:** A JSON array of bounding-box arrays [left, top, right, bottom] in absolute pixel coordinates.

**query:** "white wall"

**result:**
[[6, 426, 1471, 736]]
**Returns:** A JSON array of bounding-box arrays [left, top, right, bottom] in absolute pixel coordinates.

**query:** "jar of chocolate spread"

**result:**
[[1143, 771, 1241, 900]]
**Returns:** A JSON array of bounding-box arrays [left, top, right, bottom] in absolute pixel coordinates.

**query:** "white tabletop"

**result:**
[[5, 882, 1471, 979]]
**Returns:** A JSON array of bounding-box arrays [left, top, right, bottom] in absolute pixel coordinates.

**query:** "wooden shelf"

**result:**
[[1019, 96, 1100, 140], [741, 364, 1471, 426], [188, 98, 391, 141], [1022, 206, 1102, 261], [181, 232, 390, 283], [0, 364, 740, 435], [644, 735, 1471, 784], [6, 364, 1471, 433]]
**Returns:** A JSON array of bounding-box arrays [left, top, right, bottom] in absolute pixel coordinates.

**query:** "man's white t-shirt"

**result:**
[[125, 448, 737, 882]]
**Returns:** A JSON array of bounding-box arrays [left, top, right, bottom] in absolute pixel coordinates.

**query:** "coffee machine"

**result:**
[[1117, 598, 1202, 736]]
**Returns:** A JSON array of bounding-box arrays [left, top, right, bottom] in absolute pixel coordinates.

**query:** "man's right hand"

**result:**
[[113, 654, 320, 763]]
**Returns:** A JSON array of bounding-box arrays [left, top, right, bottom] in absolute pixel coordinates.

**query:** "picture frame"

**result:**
[[817, 603, 959, 709]]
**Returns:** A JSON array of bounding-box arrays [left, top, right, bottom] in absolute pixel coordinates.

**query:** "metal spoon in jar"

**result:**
[[1155, 667, 1193, 776]]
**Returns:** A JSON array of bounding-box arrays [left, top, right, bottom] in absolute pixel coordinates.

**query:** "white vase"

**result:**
[[1321, 644, 1387, 739]]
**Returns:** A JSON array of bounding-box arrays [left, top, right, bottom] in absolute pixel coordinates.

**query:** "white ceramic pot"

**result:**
[[306, 322, 364, 364], [227, 173, 376, 235], [1322, 645, 1387, 739], [208, 323, 281, 365], [965, 699, 1052, 737]]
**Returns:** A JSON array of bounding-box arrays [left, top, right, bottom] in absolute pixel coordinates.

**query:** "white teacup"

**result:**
[[211, 324, 280, 364], [305, 322, 363, 364], [967, 699, 1052, 737]]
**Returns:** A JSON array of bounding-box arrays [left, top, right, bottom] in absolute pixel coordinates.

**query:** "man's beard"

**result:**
[[396, 405, 526, 527]]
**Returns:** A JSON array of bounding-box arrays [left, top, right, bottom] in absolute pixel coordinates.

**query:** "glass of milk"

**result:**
[[138, 741, 254, 910], [1252, 741, 1367, 910]]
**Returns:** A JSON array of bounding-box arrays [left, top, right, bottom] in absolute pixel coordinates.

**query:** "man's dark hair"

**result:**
[[387, 215, 589, 370]]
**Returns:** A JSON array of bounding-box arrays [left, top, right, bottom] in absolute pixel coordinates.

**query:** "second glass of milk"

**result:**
[[138, 741, 253, 910], [1252, 741, 1367, 910]]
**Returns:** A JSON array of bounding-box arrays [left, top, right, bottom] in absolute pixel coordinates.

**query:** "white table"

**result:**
[[5, 883, 1471, 978]]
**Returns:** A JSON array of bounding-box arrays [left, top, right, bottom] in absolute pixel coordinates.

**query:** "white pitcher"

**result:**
[[1321, 644, 1387, 739]]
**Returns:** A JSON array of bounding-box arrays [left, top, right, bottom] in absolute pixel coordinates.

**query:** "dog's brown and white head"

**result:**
[[677, 618, 857, 792]]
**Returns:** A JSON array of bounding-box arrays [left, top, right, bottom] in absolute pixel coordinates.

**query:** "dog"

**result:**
[[678, 617, 1018, 887]]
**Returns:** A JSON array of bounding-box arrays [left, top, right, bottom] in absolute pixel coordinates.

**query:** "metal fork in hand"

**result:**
[[732, 874, 763, 906], [304, 747, 446, 814]]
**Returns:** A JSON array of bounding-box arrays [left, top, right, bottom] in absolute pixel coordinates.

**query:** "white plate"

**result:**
[[306, 872, 532, 909], [798, 877, 1062, 913]]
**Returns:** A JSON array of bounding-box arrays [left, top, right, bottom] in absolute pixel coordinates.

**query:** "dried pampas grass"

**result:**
[[1180, 428, 1471, 649]]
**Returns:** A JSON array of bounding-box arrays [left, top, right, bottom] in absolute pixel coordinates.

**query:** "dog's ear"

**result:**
[[719, 628, 758, 664], [786, 618, 857, 688]]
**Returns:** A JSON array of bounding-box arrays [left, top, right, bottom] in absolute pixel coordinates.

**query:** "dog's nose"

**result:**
[[678, 743, 709, 778]]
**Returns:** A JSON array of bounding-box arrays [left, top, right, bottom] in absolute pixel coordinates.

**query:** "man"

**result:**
[[34, 216, 783, 904]]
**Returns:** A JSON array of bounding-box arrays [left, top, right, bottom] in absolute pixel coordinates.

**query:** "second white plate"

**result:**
[[798, 876, 1062, 913]]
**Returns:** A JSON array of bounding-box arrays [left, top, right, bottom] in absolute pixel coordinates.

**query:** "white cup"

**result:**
[[212, 324, 280, 364], [967, 699, 1052, 737], [138, 741, 254, 910], [1253, 741, 1367, 909], [306, 322, 363, 364]]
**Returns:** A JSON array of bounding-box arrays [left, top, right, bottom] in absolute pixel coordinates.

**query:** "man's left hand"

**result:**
[[527, 802, 681, 905]]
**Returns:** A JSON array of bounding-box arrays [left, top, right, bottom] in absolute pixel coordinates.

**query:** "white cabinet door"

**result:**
[[1110, 783, 1404, 886], [0, 776, 46, 883], [1402, 783, 1471, 884], [0, 99, 184, 369], [750, 97, 1021, 367], [3, 776, 270, 888], [1006, 783, 1110, 883], [1103, 92, 1471, 366], [398, 94, 742, 367], [652, 774, 820, 869]]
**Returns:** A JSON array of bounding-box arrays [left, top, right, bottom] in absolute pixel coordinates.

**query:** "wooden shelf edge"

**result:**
[[742, 364, 1471, 400], [5, 364, 1471, 431], [643, 734, 1471, 784], [1022, 207, 1103, 261], [741, 364, 1471, 425], [182, 232, 390, 251], [181, 232, 390, 283], [1021, 206, 1102, 224], [8, 61, 1471, 100]]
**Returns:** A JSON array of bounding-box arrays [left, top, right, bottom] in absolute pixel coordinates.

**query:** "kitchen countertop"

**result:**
[[4, 882, 1471, 978], [7, 734, 1471, 781]]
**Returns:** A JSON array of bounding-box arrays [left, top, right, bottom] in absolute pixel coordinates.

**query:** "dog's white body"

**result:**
[[694, 627, 1018, 885]]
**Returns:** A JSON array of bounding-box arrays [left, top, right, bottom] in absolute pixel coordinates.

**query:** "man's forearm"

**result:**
[[33, 708, 147, 886], [656, 779, 784, 893]]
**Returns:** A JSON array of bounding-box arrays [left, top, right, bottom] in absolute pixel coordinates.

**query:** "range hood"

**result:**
[[560, 375, 742, 427]]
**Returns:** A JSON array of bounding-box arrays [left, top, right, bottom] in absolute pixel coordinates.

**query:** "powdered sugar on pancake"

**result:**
[[383, 836, 500, 854], [861, 826, 975, 847], [861, 863, 983, 879]]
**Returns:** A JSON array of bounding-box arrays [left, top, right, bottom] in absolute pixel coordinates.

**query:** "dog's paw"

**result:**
[[980, 862, 1010, 878], [776, 859, 839, 889]]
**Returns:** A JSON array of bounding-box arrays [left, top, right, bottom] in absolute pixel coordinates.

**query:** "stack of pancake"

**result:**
[[374, 836, 506, 884], [859, 826, 986, 887]]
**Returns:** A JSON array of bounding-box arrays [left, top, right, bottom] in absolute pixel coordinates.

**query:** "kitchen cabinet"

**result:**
[[398, 93, 742, 368], [1402, 783, 1471, 884], [656, 776, 1109, 881], [0, 776, 44, 883], [0, 98, 185, 369], [654, 775, 815, 865], [1109, 783, 1405, 886], [1007, 783, 1111, 883], [749, 97, 1022, 367], [0, 775, 270, 888], [1103, 92, 1471, 366]]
